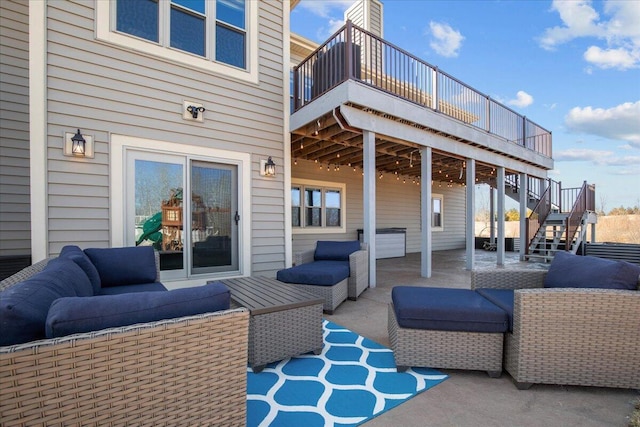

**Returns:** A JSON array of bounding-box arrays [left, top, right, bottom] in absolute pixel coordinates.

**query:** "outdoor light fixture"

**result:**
[[71, 129, 86, 156], [260, 157, 276, 177], [64, 129, 94, 158], [187, 105, 205, 119]]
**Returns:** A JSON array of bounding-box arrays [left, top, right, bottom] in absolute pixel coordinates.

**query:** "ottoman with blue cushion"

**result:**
[[388, 286, 509, 377]]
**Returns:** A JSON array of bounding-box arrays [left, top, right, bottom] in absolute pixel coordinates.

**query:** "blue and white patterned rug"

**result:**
[[247, 320, 448, 427]]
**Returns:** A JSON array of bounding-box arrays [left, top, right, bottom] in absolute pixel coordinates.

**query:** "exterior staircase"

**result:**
[[495, 176, 597, 263]]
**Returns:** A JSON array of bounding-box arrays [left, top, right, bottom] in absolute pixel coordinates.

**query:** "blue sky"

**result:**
[[291, 0, 640, 212]]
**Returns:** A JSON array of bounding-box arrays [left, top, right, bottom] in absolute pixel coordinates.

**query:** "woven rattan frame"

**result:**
[[1, 308, 249, 426], [248, 303, 323, 370], [388, 304, 503, 376], [472, 269, 640, 389], [295, 278, 348, 314]]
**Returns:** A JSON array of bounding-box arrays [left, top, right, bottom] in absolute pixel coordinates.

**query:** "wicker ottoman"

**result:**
[[388, 287, 508, 377]]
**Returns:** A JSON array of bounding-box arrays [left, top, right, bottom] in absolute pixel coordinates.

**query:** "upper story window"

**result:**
[[292, 179, 346, 234], [97, 0, 257, 83]]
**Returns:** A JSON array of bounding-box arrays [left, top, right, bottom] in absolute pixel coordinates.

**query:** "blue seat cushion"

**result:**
[[277, 260, 350, 286], [545, 251, 640, 290], [60, 245, 101, 295], [85, 246, 157, 288], [475, 288, 514, 331], [314, 240, 361, 261], [98, 282, 167, 295], [46, 281, 231, 338], [392, 286, 508, 333], [0, 257, 94, 346]]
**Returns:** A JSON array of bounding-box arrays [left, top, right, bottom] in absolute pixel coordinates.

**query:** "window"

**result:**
[[97, 0, 257, 82], [432, 194, 444, 230], [292, 179, 346, 234]]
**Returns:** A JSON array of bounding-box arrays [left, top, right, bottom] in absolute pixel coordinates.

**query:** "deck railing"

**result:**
[[565, 181, 596, 249], [293, 21, 552, 158]]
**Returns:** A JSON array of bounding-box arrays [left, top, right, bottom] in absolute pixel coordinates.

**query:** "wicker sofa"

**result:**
[[0, 248, 249, 426], [471, 254, 640, 390]]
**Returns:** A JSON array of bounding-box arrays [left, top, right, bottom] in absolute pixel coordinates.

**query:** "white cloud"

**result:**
[[564, 101, 640, 148], [507, 91, 534, 108], [428, 21, 464, 58], [554, 148, 613, 162], [539, 0, 640, 69], [584, 46, 637, 70]]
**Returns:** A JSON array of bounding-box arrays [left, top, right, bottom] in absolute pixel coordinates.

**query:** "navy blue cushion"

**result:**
[[46, 282, 231, 338], [277, 260, 350, 286], [392, 286, 508, 333], [314, 240, 361, 261], [476, 288, 514, 331], [98, 282, 167, 295], [60, 245, 101, 295], [85, 246, 157, 288], [0, 258, 94, 346], [545, 251, 640, 290]]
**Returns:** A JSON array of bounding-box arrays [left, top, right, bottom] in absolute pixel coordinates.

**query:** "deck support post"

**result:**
[[497, 166, 505, 265], [363, 130, 376, 287], [420, 147, 432, 278], [465, 158, 476, 270], [519, 173, 528, 261]]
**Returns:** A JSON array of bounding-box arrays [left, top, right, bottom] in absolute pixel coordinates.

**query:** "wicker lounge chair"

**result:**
[[0, 259, 250, 426], [292, 241, 369, 301], [471, 268, 640, 390]]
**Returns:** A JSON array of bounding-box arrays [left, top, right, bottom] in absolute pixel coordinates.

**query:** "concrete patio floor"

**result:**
[[324, 250, 639, 427]]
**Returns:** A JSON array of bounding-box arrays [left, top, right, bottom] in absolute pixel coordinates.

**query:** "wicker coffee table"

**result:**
[[216, 277, 324, 372]]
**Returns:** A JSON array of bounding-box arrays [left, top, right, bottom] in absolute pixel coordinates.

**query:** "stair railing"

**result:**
[[564, 181, 596, 251], [526, 184, 552, 254]]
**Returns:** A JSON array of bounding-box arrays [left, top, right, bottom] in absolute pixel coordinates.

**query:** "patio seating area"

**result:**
[[325, 250, 639, 426]]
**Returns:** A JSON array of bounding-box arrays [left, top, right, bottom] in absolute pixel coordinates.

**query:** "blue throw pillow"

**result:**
[[0, 258, 94, 346], [60, 245, 101, 294], [46, 281, 231, 338], [85, 246, 157, 287], [544, 251, 640, 290], [314, 240, 361, 261]]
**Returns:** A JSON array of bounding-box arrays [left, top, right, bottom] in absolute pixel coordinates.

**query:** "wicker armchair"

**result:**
[[293, 242, 369, 300], [471, 269, 640, 390], [0, 261, 250, 426]]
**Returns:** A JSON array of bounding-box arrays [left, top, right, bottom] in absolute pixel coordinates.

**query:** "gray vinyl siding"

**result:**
[[0, 0, 30, 257], [44, 1, 286, 274], [291, 159, 466, 255]]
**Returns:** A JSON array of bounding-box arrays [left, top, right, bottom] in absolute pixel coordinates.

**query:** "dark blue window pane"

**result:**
[[171, 7, 205, 56], [217, 0, 245, 29], [172, 0, 205, 14], [216, 24, 245, 68], [117, 0, 158, 42]]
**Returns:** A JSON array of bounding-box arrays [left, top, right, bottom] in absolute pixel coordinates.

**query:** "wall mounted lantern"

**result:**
[[260, 157, 276, 177], [71, 129, 86, 155], [64, 129, 94, 158]]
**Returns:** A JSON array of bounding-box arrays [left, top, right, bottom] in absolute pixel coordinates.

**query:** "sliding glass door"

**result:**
[[127, 151, 238, 279]]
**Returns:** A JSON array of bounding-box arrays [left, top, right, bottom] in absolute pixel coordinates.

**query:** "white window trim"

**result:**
[[95, 0, 258, 84], [432, 193, 444, 232], [292, 178, 346, 235], [110, 134, 252, 285]]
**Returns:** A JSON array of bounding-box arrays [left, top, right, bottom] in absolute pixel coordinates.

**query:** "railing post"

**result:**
[[432, 67, 439, 111], [486, 96, 491, 132], [345, 20, 353, 80], [522, 116, 527, 148], [293, 65, 300, 111]]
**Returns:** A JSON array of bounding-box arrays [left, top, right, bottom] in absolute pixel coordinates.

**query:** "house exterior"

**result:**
[[1, 0, 292, 286], [0, 0, 593, 286]]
